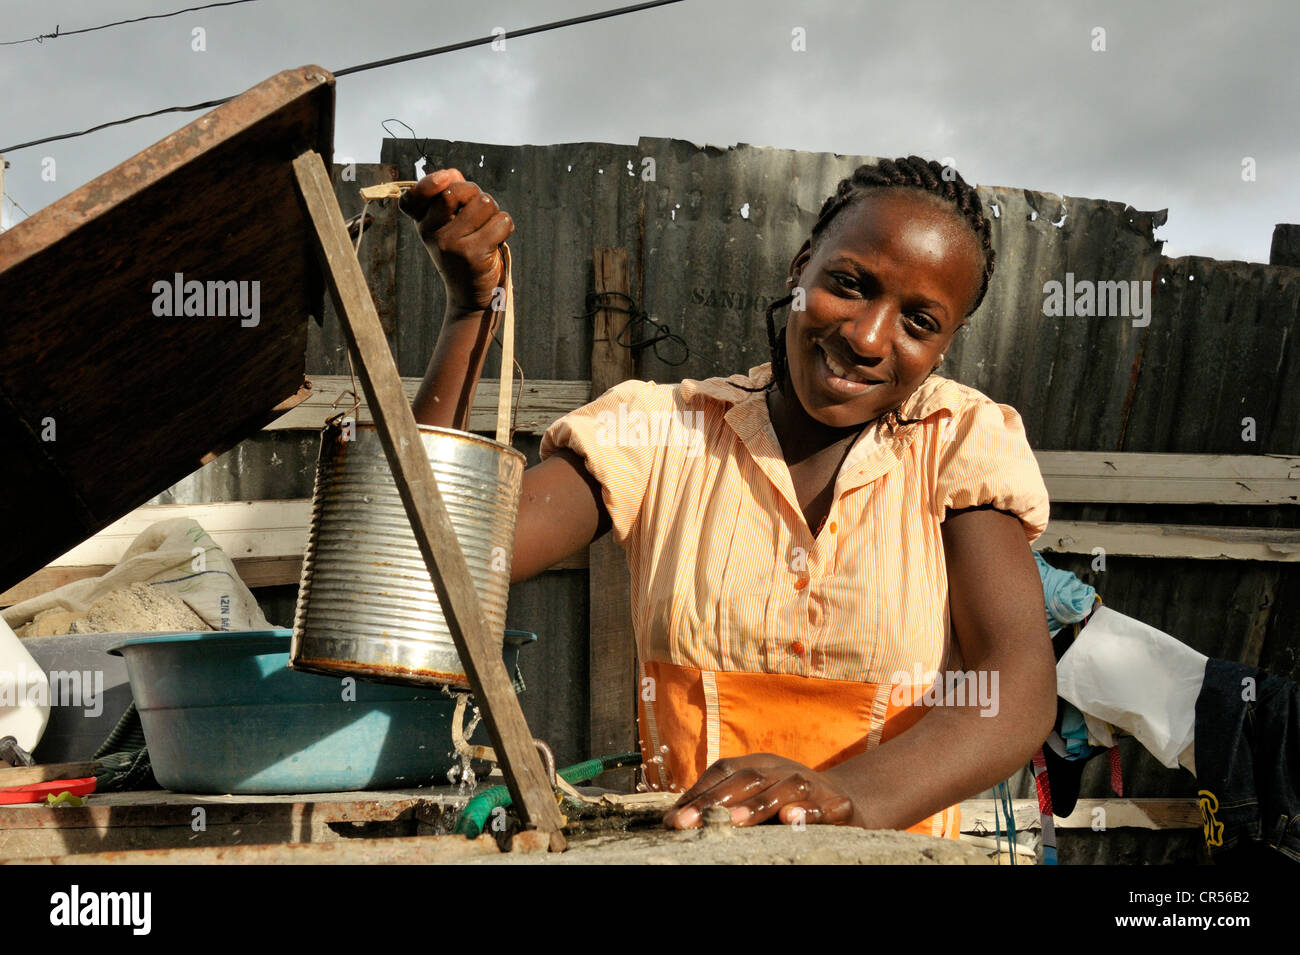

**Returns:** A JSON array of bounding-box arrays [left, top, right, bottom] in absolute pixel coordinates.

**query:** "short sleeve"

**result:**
[[539, 378, 668, 547], [935, 395, 1050, 544]]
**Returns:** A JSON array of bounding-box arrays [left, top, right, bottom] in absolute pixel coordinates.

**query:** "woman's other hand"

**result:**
[[399, 168, 514, 315], [662, 753, 856, 829]]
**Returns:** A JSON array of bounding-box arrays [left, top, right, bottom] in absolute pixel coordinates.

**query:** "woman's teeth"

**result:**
[[820, 345, 870, 384]]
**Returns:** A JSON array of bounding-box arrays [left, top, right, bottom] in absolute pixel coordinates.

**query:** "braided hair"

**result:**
[[738, 156, 996, 434]]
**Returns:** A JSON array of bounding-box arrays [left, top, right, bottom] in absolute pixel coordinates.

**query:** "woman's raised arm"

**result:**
[[400, 169, 610, 583]]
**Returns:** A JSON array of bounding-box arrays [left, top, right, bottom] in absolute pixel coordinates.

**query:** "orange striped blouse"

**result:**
[[540, 362, 1050, 686]]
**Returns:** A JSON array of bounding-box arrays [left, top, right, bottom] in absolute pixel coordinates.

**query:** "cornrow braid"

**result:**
[[733, 155, 995, 438], [811, 156, 996, 313]]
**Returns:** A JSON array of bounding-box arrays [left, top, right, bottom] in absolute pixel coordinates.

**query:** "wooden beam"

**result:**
[[266, 377, 592, 434], [293, 149, 565, 849], [588, 248, 638, 782], [1036, 520, 1300, 561], [6, 834, 504, 865], [50, 500, 313, 567], [958, 798, 1202, 832], [0, 499, 588, 607], [265, 396, 1300, 512], [1034, 451, 1300, 505], [0, 762, 100, 787]]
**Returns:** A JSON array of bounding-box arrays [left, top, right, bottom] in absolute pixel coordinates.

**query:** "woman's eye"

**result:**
[[907, 313, 937, 333], [831, 273, 859, 292]]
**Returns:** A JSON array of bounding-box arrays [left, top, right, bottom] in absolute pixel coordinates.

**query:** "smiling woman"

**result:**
[[401, 156, 1056, 840]]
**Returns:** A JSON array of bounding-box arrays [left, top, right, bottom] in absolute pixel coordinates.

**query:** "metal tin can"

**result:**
[[290, 420, 524, 689]]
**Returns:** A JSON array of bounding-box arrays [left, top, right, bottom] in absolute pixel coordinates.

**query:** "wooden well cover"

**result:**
[[0, 66, 335, 591]]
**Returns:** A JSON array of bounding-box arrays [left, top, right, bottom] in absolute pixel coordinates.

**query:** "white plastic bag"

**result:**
[[3, 518, 272, 634], [1057, 605, 1206, 771], [0, 615, 50, 752]]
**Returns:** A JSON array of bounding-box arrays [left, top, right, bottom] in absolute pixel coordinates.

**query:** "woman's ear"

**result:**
[[787, 240, 813, 290]]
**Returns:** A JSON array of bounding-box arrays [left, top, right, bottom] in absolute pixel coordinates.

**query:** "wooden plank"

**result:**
[[6, 833, 504, 865], [495, 244, 517, 443], [293, 149, 565, 849], [1, 504, 588, 607], [267, 398, 1300, 513], [50, 500, 313, 567], [0, 787, 469, 859], [1036, 520, 1300, 561], [0, 762, 99, 787], [588, 248, 638, 783], [0, 66, 335, 594], [266, 375, 590, 434], [1034, 451, 1300, 505], [958, 798, 1201, 832]]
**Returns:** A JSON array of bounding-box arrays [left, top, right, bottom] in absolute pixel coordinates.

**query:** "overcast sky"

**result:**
[[1, 0, 1296, 261]]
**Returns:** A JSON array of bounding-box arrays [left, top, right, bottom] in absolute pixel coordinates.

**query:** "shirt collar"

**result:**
[[681, 362, 965, 423], [683, 363, 967, 491]]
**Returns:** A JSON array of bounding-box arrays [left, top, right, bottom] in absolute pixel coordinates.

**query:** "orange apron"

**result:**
[[640, 659, 962, 839]]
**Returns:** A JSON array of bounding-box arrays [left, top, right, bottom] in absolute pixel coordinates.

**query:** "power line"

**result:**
[[333, 0, 683, 77], [4, 193, 33, 219], [2, 97, 233, 153], [0, 0, 684, 154], [0, 1, 262, 47]]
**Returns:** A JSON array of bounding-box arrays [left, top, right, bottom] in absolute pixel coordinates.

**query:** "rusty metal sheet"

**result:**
[[0, 65, 336, 591]]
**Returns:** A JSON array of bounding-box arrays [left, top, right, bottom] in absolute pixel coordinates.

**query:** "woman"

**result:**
[[400, 156, 1056, 838]]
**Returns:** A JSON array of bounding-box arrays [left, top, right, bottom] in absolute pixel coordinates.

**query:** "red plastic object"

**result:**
[[0, 776, 97, 805]]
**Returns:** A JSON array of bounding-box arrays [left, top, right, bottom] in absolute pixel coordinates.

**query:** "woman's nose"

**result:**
[[837, 305, 893, 361]]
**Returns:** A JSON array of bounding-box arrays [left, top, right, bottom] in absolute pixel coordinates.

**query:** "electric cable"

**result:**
[[0, 0, 685, 153], [0, 1, 262, 47]]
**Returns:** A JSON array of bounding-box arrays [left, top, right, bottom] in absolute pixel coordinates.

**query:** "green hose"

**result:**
[[453, 751, 642, 838]]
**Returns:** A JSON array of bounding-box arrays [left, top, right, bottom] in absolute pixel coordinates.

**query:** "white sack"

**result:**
[[3, 518, 272, 633], [1057, 605, 1207, 770], [0, 615, 50, 752]]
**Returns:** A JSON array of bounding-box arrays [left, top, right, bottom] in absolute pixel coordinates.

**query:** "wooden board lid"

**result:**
[[0, 66, 335, 591]]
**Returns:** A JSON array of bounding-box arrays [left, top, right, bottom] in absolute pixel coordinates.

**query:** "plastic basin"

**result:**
[[109, 629, 534, 794]]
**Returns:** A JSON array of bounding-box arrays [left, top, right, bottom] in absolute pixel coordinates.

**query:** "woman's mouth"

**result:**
[[815, 343, 881, 397]]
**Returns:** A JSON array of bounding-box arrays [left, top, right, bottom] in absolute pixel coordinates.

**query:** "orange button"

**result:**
[[790, 640, 805, 655], [828, 521, 837, 534], [793, 578, 807, 591]]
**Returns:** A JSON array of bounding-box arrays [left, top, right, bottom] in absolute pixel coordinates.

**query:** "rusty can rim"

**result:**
[[328, 421, 526, 465]]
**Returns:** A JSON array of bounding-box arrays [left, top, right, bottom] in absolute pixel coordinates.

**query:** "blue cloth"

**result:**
[[1059, 703, 1106, 761], [1034, 551, 1098, 636]]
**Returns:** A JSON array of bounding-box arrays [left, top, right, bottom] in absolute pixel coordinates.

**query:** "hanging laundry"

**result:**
[[1194, 658, 1300, 863], [1057, 605, 1204, 771], [1034, 551, 1098, 637]]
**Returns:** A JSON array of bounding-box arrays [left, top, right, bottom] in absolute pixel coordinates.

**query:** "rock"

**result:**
[[463, 823, 992, 865]]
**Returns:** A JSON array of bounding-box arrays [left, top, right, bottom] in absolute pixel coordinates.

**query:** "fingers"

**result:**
[[413, 181, 487, 242], [663, 767, 769, 829], [436, 190, 510, 244], [430, 192, 513, 289], [727, 774, 815, 827], [417, 185, 514, 275], [778, 796, 854, 827], [664, 768, 855, 830], [398, 167, 466, 222], [670, 760, 739, 809]]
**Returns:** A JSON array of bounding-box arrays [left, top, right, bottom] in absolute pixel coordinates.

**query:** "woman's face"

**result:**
[[784, 189, 985, 431]]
